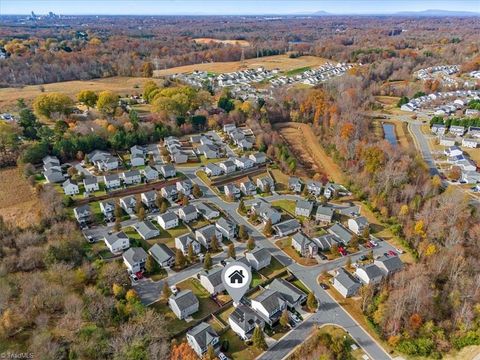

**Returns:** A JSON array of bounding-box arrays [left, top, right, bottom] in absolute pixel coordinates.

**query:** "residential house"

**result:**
[[83, 176, 99, 192], [324, 183, 349, 199], [462, 138, 480, 148], [431, 124, 447, 135], [374, 255, 404, 276], [219, 160, 236, 174], [355, 264, 384, 285], [199, 266, 225, 294], [161, 184, 178, 200], [176, 180, 193, 196], [204, 163, 223, 177], [121, 170, 142, 185], [97, 156, 119, 172], [43, 155, 60, 170], [100, 200, 116, 221], [216, 217, 237, 240], [306, 181, 323, 196], [175, 233, 201, 255], [461, 171, 480, 184], [273, 219, 301, 237], [104, 231, 130, 254], [194, 203, 220, 220], [140, 190, 157, 209], [291, 232, 318, 258], [267, 278, 306, 308], [123, 247, 148, 273], [288, 177, 303, 193], [450, 125, 466, 137], [171, 151, 189, 164], [249, 152, 267, 164], [246, 247, 271, 271], [62, 179, 79, 196], [130, 153, 145, 167], [238, 139, 253, 150], [332, 268, 361, 298], [133, 220, 160, 240], [229, 304, 265, 340], [224, 183, 241, 199], [240, 181, 257, 196], [295, 200, 314, 217], [103, 174, 121, 189], [149, 243, 175, 268], [159, 164, 176, 178], [73, 204, 91, 224], [256, 177, 273, 193], [313, 234, 341, 251], [178, 205, 198, 223], [223, 123, 236, 133], [87, 150, 110, 165], [444, 146, 463, 157], [328, 223, 354, 245], [251, 201, 282, 224], [347, 216, 369, 235], [157, 211, 179, 230], [169, 290, 199, 320], [315, 206, 335, 223], [195, 224, 222, 249], [44, 168, 65, 183], [142, 166, 159, 181], [468, 126, 480, 138], [119, 195, 136, 214], [130, 145, 145, 157], [439, 136, 456, 147], [234, 157, 254, 170], [186, 322, 219, 357], [251, 289, 287, 326], [198, 144, 219, 159]]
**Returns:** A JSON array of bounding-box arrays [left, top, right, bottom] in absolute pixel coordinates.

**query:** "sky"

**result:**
[[0, 0, 479, 15]]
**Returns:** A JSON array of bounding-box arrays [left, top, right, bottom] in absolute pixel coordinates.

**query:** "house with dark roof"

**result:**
[[315, 205, 335, 223], [141, 166, 159, 181], [176, 180, 193, 195], [160, 184, 178, 200], [204, 163, 223, 177], [178, 205, 198, 223], [119, 195, 136, 214], [273, 219, 301, 237], [175, 233, 201, 255], [267, 278, 307, 308], [199, 266, 225, 294], [73, 204, 91, 224], [246, 247, 271, 271], [355, 264, 384, 285], [169, 290, 199, 320], [291, 232, 318, 258], [186, 322, 219, 357], [158, 164, 176, 178], [251, 289, 287, 326], [83, 176, 100, 192], [224, 183, 241, 199], [141, 190, 157, 209], [157, 211, 179, 230], [256, 177, 274, 193], [240, 180, 257, 196], [194, 203, 220, 220], [251, 201, 282, 225], [130, 153, 145, 167], [347, 216, 369, 235], [295, 200, 314, 217], [195, 225, 222, 249], [123, 247, 147, 273], [249, 152, 267, 164], [104, 231, 130, 254], [132, 220, 160, 240], [216, 217, 237, 240], [149, 243, 175, 268], [374, 255, 404, 276], [99, 199, 115, 221], [219, 160, 236, 174], [332, 268, 361, 298], [102, 174, 120, 189], [121, 170, 142, 185], [313, 233, 341, 251], [62, 179, 79, 196], [328, 223, 354, 245], [289, 177, 303, 193], [44, 168, 65, 183], [229, 305, 265, 340]]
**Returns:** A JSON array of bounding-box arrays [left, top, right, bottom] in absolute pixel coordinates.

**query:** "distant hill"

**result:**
[[311, 11, 331, 16], [393, 9, 479, 17]]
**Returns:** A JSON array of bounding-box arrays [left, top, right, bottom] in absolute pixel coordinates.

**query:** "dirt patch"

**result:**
[[154, 54, 328, 76], [274, 122, 345, 184], [193, 38, 250, 47], [0, 167, 40, 227]]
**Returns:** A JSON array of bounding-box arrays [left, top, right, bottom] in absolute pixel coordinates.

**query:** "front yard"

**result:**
[[275, 238, 318, 266], [271, 199, 296, 216], [176, 278, 225, 319], [220, 329, 263, 360]]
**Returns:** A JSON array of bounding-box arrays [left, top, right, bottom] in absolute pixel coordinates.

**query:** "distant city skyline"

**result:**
[[1, 0, 479, 16]]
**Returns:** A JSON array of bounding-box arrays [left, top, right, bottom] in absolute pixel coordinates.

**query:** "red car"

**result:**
[[135, 271, 144, 279], [364, 242, 372, 248], [388, 250, 397, 256]]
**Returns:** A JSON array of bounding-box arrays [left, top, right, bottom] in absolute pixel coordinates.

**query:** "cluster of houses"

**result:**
[[204, 155, 266, 182], [415, 65, 460, 86], [190, 133, 225, 160], [400, 90, 480, 113], [443, 146, 480, 183], [470, 70, 480, 79], [271, 62, 355, 87], [223, 123, 256, 151], [42, 155, 66, 183], [164, 136, 198, 164], [224, 175, 273, 200], [288, 177, 350, 200], [215, 67, 277, 88]]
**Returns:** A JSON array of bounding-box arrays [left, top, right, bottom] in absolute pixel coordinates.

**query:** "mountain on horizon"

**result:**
[[307, 9, 479, 17]]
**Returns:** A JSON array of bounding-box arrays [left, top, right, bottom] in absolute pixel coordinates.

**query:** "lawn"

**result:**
[[220, 329, 263, 360], [265, 324, 290, 341], [176, 278, 220, 319], [259, 257, 285, 278], [285, 66, 311, 76], [151, 300, 191, 335], [275, 238, 318, 266], [196, 170, 212, 186], [291, 279, 310, 294], [269, 167, 290, 192], [251, 272, 264, 288], [271, 199, 296, 216]]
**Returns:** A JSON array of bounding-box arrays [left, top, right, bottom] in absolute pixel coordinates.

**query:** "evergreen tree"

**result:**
[[247, 236, 255, 251], [307, 292, 317, 312], [238, 224, 247, 241], [252, 325, 268, 350], [238, 199, 246, 214], [175, 249, 186, 269], [280, 309, 290, 328], [187, 243, 195, 263], [263, 219, 273, 237], [162, 280, 171, 300], [227, 244, 236, 259], [203, 252, 212, 270]]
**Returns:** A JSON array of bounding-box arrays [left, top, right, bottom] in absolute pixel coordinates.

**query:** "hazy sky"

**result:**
[[1, 0, 479, 15]]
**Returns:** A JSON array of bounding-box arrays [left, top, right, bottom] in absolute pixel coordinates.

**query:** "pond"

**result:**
[[383, 123, 398, 147]]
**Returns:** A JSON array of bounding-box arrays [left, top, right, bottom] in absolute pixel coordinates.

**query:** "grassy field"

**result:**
[[0, 167, 40, 227], [271, 199, 296, 216], [0, 76, 154, 110], [154, 54, 328, 77], [176, 278, 222, 319], [193, 38, 250, 47], [220, 329, 263, 360], [258, 257, 286, 278], [275, 238, 318, 266], [269, 167, 290, 191], [285, 66, 311, 76], [152, 300, 192, 335]]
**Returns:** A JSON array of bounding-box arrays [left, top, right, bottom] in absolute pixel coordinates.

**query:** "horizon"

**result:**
[[1, 0, 479, 16]]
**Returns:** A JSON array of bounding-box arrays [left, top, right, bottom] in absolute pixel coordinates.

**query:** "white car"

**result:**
[[395, 247, 405, 254], [218, 353, 229, 360], [170, 285, 178, 295]]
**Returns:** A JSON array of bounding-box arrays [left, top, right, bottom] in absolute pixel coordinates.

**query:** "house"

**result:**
[[246, 247, 271, 271], [439, 136, 456, 147], [171, 151, 189, 164], [251, 289, 287, 326], [159, 164, 176, 178], [43, 155, 60, 169], [462, 138, 480, 148], [273, 219, 301, 237], [219, 160, 236, 174], [332, 268, 361, 298], [251, 201, 282, 224], [130, 145, 145, 157], [204, 163, 223, 177], [178, 205, 198, 223], [161, 184, 178, 200], [157, 211, 179, 230], [119, 195, 136, 214], [199, 266, 225, 294], [291, 232, 318, 258], [198, 144, 219, 159], [104, 231, 130, 254], [238, 139, 253, 150], [256, 177, 274, 193], [62, 179, 79, 196], [140, 190, 157, 209], [186, 322, 219, 357], [176, 180, 193, 195], [328, 223, 354, 245], [450, 125, 466, 137], [374, 255, 404, 276], [431, 124, 447, 135], [315, 206, 335, 223], [288, 177, 303, 193], [142, 166, 159, 181], [267, 278, 306, 308], [223, 123, 236, 133], [130, 153, 145, 167], [195, 224, 222, 249], [313, 233, 341, 251], [44, 168, 65, 183], [347, 216, 369, 235], [355, 264, 384, 285], [194, 203, 220, 220], [123, 247, 148, 273], [103, 174, 121, 189], [224, 183, 241, 199], [249, 152, 267, 164], [461, 170, 480, 184], [229, 304, 265, 340], [175, 233, 201, 255], [133, 220, 160, 240], [83, 176, 100, 192], [444, 146, 463, 157], [306, 181, 323, 196], [149, 243, 175, 268], [169, 290, 199, 320], [234, 157, 254, 170], [324, 183, 349, 199], [97, 156, 119, 172], [100, 200, 116, 221], [468, 126, 480, 138], [295, 200, 314, 217], [216, 217, 237, 240], [87, 150, 110, 165], [240, 181, 257, 196], [121, 170, 142, 185], [73, 204, 91, 224]]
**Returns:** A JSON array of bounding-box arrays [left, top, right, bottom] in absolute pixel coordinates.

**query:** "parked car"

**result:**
[[130, 273, 139, 282], [388, 250, 397, 256], [369, 240, 378, 247], [394, 247, 404, 254], [170, 285, 178, 295], [218, 353, 229, 360], [290, 312, 302, 324], [320, 283, 329, 290]]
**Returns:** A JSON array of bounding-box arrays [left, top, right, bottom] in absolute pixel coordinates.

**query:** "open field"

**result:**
[[0, 167, 39, 227], [0, 76, 153, 110], [274, 122, 345, 183], [193, 38, 250, 47], [154, 54, 328, 76]]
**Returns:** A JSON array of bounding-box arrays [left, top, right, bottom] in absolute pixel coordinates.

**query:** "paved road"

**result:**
[[408, 121, 439, 176]]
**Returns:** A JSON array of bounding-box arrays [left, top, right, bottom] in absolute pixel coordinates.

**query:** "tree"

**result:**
[[162, 280, 171, 300], [247, 236, 255, 251], [160, 201, 169, 214], [142, 61, 154, 77], [145, 254, 158, 275], [96, 90, 118, 116], [205, 344, 215, 360], [175, 249, 186, 269], [203, 252, 212, 270], [307, 292, 317, 312], [171, 342, 197, 360], [361, 226, 370, 240], [263, 219, 273, 237], [227, 244, 236, 259], [280, 309, 290, 328], [330, 243, 339, 257], [77, 90, 98, 109], [192, 184, 202, 198], [238, 199, 246, 214], [125, 289, 139, 303], [114, 218, 121, 232], [187, 243, 195, 263], [238, 224, 247, 241], [129, 109, 140, 130], [137, 207, 146, 221], [18, 108, 39, 139], [210, 236, 219, 252], [33, 93, 73, 119], [252, 325, 268, 350]]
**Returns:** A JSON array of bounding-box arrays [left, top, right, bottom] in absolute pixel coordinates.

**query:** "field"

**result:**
[[0, 167, 39, 227], [193, 38, 250, 47], [274, 122, 345, 183], [0, 76, 153, 110], [154, 54, 328, 76]]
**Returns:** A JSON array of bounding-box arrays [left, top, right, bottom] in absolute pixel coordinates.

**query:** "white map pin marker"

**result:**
[[222, 261, 251, 304]]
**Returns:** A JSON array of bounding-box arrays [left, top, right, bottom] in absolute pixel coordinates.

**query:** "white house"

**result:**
[[195, 224, 222, 249], [169, 290, 199, 320], [175, 233, 201, 255], [251, 289, 287, 326], [103, 174, 121, 189], [199, 266, 225, 295], [142, 166, 159, 181], [186, 322, 219, 357], [347, 216, 369, 235], [216, 217, 236, 240], [121, 170, 142, 185], [205, 163, 223, 177], [354, 264, 384, 285], [157, 211, 179, 230], [295, 200, 314, 217], [224, 183, 241, 199], [123, 247, 147, 273], [219, 160, 236, 174], [246, 247, 271, 271], [62, 179, 79, 196], [83, 176, 100, 192], [104, 231, 130, 254], [178, 205, 198, 223], [229, 305, 265, 340], [332, 268, 361, 298], [149, 243, 175, 268], [462, 138, 480, 148]]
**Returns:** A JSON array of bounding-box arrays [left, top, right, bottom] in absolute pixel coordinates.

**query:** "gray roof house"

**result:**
[[149, 243, 175, 268], [104, 231, 130, 254], [246, 247, 271, 271], [121, 169, 142, 185], [249, 152, 267, 164], [256, 177, 273, 193], [169, 290, 199, 320], [73, 204, 91, 224], [306, 180, 323, 196], [178, 204, 198, 223], [251, 289, 287, 326], [199, 266, 225, 294], [240, 180, 257, 196], [347, 216, 369, 235], [103, 173, 121, 189], [83, 176, 99, 192], [132, 220, 160, 240], [228, 304, 265, 340], [141, 190, 157, 208], [315, 206, 335, 223], [291, 232, 318, 258], [251, 201, 281, 224], [355, 264, 384, 285], [141, 166, 159, 181], [120, 195, 136, 214], [194, 203, 220, 220], [175, 233, 201, 255], [289, 177, 303, 192], [44, 168, 65, 183], [224, 183, 240, 199], [273, 219, 301, 237], [374, 255, 404, 276], [204, 163, 223, 177], [328, 223, 354, 245], [123, 247, 147, 273], [313, 233, 341, 251], [158, 164, 176, 178], [161, 184, 178, 200], [219, 160, 236, 174], [195, 224, 222, 249], [186, 322, 220, 357], [295, 200, 314, 217], [216, 217, 237, 240], [267, 278, 307, 308], [333, 268, 361, 298], [99, 199, 115, 219], [176, 180, 193, 195]]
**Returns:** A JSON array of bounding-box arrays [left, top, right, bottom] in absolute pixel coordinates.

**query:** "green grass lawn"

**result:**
[[251, 272, 263, 288], [271, 199, 296, 216], [221, 329, 263, 360], [196, 170, 211, 185], [151, 300, 191, 335], [285, 66, 311, 76], [291, 278, 310, 294], [176, 278, 220, 319], [259, 257, 285, 279], [217, 305, 236, 324]]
